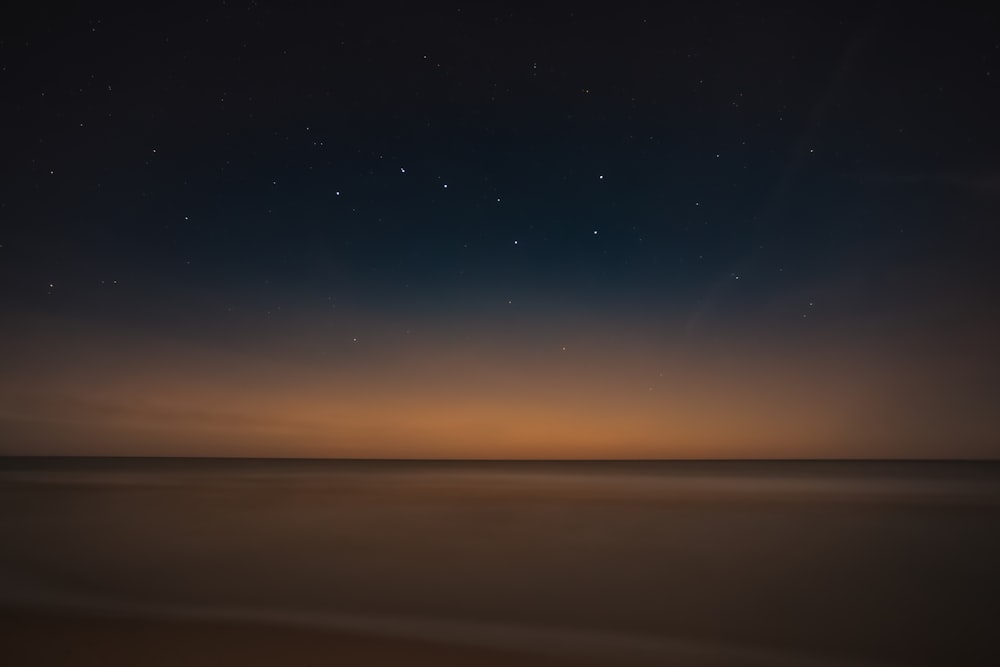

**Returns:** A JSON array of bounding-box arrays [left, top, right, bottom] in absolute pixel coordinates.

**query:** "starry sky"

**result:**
[[1, 2, 998, 458]]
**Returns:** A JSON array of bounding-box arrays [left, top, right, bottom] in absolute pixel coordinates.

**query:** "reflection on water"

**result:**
[[1, 459, 999, 666]]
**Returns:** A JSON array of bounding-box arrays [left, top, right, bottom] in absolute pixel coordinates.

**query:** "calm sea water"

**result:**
[[2, 458, 998, 666]]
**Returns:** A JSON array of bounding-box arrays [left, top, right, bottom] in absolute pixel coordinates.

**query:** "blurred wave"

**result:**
[[0, 568, 885, 667]]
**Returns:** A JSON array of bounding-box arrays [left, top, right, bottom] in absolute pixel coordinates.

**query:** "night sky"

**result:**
[[2, 3, 998, 458]]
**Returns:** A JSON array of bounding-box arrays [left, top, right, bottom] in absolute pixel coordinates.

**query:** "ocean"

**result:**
[[2, 458, 998, 666]]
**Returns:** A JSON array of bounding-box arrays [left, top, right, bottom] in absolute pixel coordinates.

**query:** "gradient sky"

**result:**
[[1, 3, 998, 458]]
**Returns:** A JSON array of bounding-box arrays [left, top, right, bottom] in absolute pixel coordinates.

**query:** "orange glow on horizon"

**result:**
[[1, 316, 995, 458]]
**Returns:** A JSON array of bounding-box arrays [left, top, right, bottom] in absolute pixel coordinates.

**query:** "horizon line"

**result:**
[[2, 455, 998, 463]]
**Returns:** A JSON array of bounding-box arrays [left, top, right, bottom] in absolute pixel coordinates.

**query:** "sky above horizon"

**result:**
[[1, 3, 998, 458]]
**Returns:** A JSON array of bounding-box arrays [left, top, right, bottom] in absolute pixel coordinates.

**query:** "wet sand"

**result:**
[[1, 459, 999, 666], [2, 610, 583, 667]]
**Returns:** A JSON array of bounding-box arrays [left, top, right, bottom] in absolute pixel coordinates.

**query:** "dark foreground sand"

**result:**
[[2, 459, 999, 666], [2, 610, 583, 667]]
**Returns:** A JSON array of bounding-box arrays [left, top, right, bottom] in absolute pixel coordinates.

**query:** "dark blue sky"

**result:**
[[1, 2, 998, 457]]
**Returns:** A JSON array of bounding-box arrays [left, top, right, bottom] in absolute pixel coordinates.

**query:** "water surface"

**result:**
[[2, 458, 998, 665]]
